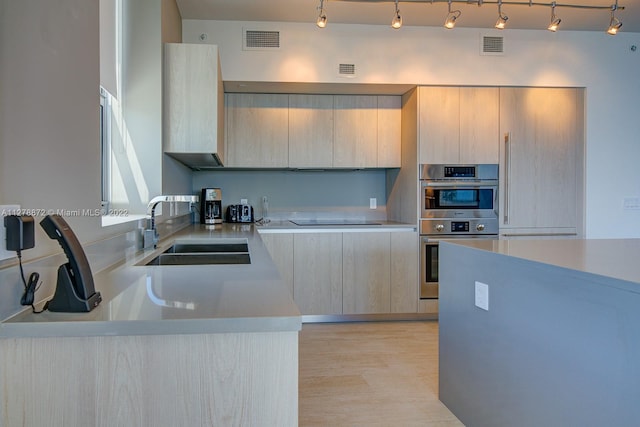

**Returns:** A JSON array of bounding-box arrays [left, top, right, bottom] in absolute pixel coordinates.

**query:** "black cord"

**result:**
[[16, 250, 47, 314]]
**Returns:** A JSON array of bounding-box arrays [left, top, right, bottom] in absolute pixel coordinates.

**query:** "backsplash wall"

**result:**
[[192, 170, 388, 221]]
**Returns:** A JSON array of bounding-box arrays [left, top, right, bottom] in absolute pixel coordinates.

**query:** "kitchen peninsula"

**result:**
[[0, 224, 301, 426], [438, 238, 640, 426]]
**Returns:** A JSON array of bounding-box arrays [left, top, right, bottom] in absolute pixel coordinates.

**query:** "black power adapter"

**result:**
[[4, 215, 35, 251]]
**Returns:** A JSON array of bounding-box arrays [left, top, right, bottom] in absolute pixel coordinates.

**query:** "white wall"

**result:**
[[0, 0, 141, 261], [183, 20, 640, 238]]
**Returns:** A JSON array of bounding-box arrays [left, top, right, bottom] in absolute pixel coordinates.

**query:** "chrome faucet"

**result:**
[[143, 195, 199, 249]]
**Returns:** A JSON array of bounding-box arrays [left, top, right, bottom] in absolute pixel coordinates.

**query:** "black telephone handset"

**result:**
[[40, 215, 102, 312]]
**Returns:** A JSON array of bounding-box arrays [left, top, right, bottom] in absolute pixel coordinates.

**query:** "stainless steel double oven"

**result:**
[[419, 164, 499, 299]]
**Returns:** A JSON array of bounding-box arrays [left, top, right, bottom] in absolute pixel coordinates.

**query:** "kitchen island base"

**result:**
[[1, 331, 298, 426], [438, 240, 640, 427]]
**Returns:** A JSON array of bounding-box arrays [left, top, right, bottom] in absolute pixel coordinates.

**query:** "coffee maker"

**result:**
[[200, 188, 222, 224]]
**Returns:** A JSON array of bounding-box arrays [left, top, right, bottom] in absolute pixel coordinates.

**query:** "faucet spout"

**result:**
[[143, 195, 199, 249]]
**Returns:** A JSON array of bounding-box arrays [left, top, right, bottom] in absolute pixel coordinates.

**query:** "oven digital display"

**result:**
[[444, 166, 476, 178], [451, 221, 470, 232]]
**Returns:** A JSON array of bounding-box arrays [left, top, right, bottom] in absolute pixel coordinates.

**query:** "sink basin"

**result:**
[[144, 253, 251, 266], [163, 242, 248, 254], [140, 239, 251, 266]]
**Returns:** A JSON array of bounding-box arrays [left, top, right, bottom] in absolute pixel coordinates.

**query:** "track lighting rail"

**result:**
[[317, 0, 625, 34]]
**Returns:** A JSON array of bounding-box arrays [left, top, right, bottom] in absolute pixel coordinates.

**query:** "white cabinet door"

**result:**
[[293, 233, 343, 315], [500, 87, 582, 234], [342, 232, 391, 314], [418, 87, 460, 164], [225, 93, 289, 167]]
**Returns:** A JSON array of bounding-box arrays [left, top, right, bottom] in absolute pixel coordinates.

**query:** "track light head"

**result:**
[[391, 0, 402, 29], [548, 3, 561, 32], [444, 1, 461, 29], [316, 0, 327, 28], [607, 2, 622, 35], [495, 1, 508, 30], [607, 16, 622, 34]]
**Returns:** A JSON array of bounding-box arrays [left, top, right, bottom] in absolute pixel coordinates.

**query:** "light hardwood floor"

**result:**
[[299, 321, 464, 426]]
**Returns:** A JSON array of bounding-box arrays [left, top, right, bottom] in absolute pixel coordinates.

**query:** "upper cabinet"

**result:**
[[226, 94, 401, 169], [499, 87, 584, 236], [225, 93, 289, 168], [163, 43, 225, 168], [333, 95, 378, 168], [418, 87, 499, 165], [288, 94, 334, 168]]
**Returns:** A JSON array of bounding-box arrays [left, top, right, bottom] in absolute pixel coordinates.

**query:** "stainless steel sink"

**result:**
[[140, 239, 251, 266], [144, 252, 251, 266], [163, 242, 248, 254]]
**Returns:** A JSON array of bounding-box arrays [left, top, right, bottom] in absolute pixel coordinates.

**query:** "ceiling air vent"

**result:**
[[243, 30, 280, 50], [338, 63, 356, 78], [480, 35, 505, 56]]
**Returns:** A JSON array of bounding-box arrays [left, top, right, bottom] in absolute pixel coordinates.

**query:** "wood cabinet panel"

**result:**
[[377, 95, 402, 167], [260, 233, 294, 296], [163, 43, 224, 161], [390, 231, 418, 313], [342, 233, 391, 314], [294, 233, 343, 315], [418, 87, 460, 164], [334, 95, 378, 168], [459, 87, 499, 164], [225, 93, 289, 167], [500, 87, 581, 232], [289, 94, 334, 168]]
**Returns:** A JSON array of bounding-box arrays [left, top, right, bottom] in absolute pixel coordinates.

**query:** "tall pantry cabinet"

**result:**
[[499, 87, 584, 237]]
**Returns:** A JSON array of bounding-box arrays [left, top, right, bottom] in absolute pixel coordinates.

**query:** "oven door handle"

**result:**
[[421, 180, 499, 187]]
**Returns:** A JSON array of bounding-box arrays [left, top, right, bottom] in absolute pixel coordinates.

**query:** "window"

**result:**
[[100, 86, 112, 215]]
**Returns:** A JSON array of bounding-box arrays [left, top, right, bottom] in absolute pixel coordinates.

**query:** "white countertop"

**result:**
[[1, 224, 302, 338], [443, 238, 640, 287]]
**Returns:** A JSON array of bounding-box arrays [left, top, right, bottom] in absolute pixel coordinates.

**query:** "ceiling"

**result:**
[[176, 0, 640, 33]]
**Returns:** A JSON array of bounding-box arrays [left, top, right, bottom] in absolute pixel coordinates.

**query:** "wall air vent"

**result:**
[[243, 30, 280, 50], [338, 63, 356, 78], [480, 35, 505, 56]]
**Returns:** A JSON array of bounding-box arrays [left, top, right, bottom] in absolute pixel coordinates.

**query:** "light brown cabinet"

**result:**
[[342, 233, 391, 314], [499, 87, 584, 236], [418, 87, 499, 165], [226, 94, 400, 168], [259, 230, 417, 316], [377, 96, 402, 167], [288, 95, 334, 168], [293, 233, 343, 315], [225, 93, 289, 167], [390, 231, 418, 313], [163, 43, 225, 168], [333, 95, 378, 168], [259, 232, 294, 296]]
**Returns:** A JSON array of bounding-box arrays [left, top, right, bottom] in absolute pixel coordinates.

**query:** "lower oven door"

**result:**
[[420, 235, 498, 299], [420, 237, 439, 299]]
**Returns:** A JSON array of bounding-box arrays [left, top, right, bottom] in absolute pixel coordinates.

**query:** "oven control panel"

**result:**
[[420, 218, 498, 235]]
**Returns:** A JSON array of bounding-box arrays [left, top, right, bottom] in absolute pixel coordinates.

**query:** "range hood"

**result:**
[[165, 152, 223, 170]]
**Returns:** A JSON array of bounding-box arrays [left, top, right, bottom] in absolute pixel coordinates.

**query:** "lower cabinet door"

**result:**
[[342, 233, 391, 314], [293, 233, 343, 315]]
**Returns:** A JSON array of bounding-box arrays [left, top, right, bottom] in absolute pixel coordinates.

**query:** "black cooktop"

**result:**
[[289, 219, 382, 226]]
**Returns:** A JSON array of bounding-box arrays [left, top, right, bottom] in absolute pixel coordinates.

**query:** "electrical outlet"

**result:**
[[0, 204, 21, 261], [475, 281, 489, 311], [369, 198, 377, 209], [240, 198, 248, 205]]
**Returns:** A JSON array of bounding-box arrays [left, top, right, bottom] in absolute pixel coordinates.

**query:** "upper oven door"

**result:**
[[421, 181, 498, 219]]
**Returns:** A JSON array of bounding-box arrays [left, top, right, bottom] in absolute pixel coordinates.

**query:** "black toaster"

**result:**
[[225, 204, 254, 223]]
